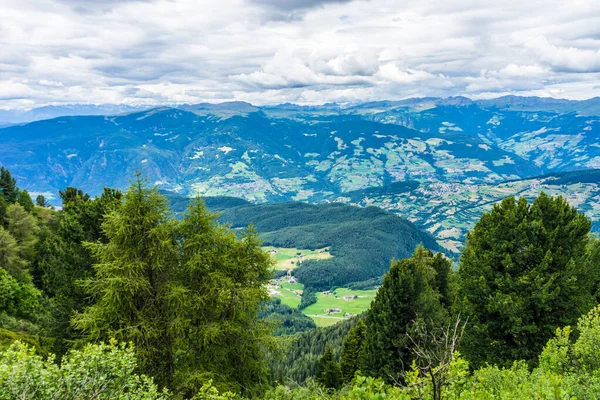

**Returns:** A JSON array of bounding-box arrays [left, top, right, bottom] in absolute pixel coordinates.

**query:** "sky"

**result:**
[[1, 0, 600, 109]]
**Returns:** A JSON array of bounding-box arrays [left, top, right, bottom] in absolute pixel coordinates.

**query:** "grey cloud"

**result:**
[[247, 0, 353, 11], [1, 0, 600, 109]]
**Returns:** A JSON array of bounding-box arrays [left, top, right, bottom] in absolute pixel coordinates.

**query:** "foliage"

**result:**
[[298, 288, 317, 310], [361, 245, 448, 383], [259, 298, 316, 336], [340, 319, 366, 383], [0, 167, 17, 204], [17, 190, 34, 212], [0, 340, 167, 400], [72, 180, 273, 396], [35, 194, 48, 207], [209, 202, 442, 290], [35, 187, 122, 354], [280, 317, 358, 384], [316, 345, 342, 389], [456, 193, 595, 368]]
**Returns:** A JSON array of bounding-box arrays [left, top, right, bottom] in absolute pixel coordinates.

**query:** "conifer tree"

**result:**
[[17, 190, 34, 212], [361, 245, 446, 382], [72, 177, 178, 387], [316, 345, 342, 389], [171, 196, 273, 396], [340, 318, 366, 383], [36, 187, 122, 354], [0, 167, 17, 204], [457, 194, 594, 369], [35, 195, 48, 208]]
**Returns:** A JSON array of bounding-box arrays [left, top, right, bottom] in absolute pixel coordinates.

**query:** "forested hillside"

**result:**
[[167, 196, 442, 289]]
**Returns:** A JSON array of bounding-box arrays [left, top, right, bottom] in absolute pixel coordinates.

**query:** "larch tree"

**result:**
[[72, 177, 178, 388]]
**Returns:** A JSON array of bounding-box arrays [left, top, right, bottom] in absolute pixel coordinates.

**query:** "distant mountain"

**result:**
[[0, 104, 150, 124], [0, 105, 544, 200], [1, 96, 599, 253], [337, 169, 600, 253]]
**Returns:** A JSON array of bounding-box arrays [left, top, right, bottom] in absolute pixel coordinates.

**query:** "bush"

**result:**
[[0, 340, 168, 400]]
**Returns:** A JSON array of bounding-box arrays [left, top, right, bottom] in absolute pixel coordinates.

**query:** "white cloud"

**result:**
[[0, 0, 599, 109], [525, 36, 600, 73]]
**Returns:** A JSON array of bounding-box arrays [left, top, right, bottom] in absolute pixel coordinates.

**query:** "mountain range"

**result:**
[[1, 96, 599, 252]]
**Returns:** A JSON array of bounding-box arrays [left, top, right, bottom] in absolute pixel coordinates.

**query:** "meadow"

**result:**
[[263, 246, 332, 270]]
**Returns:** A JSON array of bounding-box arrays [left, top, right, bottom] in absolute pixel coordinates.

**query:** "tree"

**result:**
[[316, 345, 342, 390], [431, 252, 453, 308], [6, 204, 39, 264], [340, 319, 366, 383], [0, 168, 17, 204], [361, 245, 447, 383], [585, 236, 600, 302], [73, 184, 273, 395], [35, 195, 48, 208], [170, 196, 273, 396], [16, 190, 34, 213], [456, 194, 595, 369], [72, 178, 178, 388], [406, 315, 466, 400], [0, 227, 27, 281], [0, 197, 6, 229], [35, 187, 122, 354]]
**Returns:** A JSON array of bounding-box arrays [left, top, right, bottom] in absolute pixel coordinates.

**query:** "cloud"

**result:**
[[0, 0, 599, 109], [247, 0, 354, 11], [525, 36, 600, 73]]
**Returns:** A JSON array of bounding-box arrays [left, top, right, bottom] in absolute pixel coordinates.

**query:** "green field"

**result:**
[[263, 246, 332, 270], [268, 280, 378, 326], [269, 279, 304, 308], [302, 288, 378, 319]]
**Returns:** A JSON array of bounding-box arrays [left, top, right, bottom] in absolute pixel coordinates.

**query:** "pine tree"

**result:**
[[456, 194, 595, 369], [316, 345, 342, 389], [340, 318, 366, 383], [0, 167, 17, 204], [361, 245, 446, 382]]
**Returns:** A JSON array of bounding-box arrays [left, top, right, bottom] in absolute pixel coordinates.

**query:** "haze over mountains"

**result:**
[[1, 95, 599, 252]]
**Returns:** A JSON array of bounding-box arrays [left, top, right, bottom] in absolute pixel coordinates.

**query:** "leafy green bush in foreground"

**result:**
[[0, 340, 167, 400]]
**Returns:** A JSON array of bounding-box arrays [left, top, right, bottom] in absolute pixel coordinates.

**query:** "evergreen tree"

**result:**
[[456, 194, 595, 369], [171, 196, 273, 396], [585, 237, 600, 302], [72, 178, 178, 388], [35, 187, 122, 354], [0, 167, 17, 204], [16, 190, 34, 213], [0, 196, 7, 228], [340, 319, 366, 383], [35, 195, 48, 208], [316, 345, 342, 390], [361, 245, 446, 382], [431, 252, 453, 308]]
